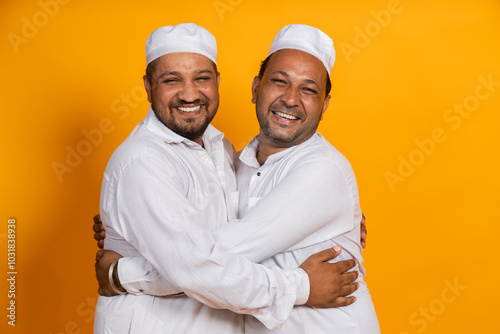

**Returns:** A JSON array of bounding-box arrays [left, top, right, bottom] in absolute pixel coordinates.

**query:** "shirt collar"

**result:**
[[239, 133, 319, 168], [143, 106, 224, 146]]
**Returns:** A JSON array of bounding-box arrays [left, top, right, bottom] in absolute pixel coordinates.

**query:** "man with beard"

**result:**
[[94, 23, 360, 334]]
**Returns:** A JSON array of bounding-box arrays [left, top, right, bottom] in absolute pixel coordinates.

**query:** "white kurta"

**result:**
[[94, 107, 309, 334], [232, 134, 380, 334], [118, 132, 380, 333]]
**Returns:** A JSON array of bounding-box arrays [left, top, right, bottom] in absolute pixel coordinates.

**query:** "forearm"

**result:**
[[213, 161, 357, 263], [117, 257, 182, 296], [114, 161, 355, 301], [104, 157, 309, 329]]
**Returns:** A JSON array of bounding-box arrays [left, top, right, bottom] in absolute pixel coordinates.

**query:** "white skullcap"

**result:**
[[145, 23, 217, 66], [268, 24, 335, 75]]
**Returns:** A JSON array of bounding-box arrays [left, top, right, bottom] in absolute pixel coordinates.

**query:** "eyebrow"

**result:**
[[197, 69, 215, 75], [271, 71, 321, 90], [159, 69, 215, 78]]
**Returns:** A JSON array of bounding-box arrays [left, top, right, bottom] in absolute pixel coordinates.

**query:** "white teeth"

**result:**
[[274, 111, 298, 120], [177, 106, 201, 112]]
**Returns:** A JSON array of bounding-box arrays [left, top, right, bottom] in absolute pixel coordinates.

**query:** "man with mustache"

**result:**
[[93, 23, 362, 334]]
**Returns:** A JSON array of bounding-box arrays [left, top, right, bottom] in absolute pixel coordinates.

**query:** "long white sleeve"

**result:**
[[118, 134, 357, 303], [102, 149, 308, 329]]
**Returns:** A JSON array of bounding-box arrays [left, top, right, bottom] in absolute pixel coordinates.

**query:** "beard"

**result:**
[[152, 98, 218, 142], [258, 116, 302, 145], [158, 111, 213, 141], [256, 102, 319, 148]]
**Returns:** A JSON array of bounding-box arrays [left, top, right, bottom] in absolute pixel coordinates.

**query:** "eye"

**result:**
[[303, 87, 318, 95], [271, 78, 287, 86], [196, 76, 211, 82], [162, 78, 179, 85]]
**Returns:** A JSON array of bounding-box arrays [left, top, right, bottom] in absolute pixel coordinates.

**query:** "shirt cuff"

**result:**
[[117, 257, 145, 294], [294, 268, 310, 305]]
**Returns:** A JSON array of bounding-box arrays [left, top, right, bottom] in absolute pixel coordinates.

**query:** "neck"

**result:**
[[256, 134, 289, 165], [193, 137, 204, 146]]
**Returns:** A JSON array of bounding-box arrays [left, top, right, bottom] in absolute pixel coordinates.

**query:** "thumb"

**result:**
[[314, 246, 342, 262]]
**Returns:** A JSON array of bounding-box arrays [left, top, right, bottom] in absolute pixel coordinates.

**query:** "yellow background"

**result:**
[[1, 0, 499, 333]]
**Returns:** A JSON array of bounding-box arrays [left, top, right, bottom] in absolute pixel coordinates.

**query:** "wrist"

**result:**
[[109, 259, 126, 295]]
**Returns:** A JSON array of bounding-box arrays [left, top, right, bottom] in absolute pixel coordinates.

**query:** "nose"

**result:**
[[280, 86, 300, 108], [177, 81, 200, 103]]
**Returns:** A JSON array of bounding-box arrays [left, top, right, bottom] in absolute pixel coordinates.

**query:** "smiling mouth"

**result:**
[[176, 105, 202, 113], [272, 111, 299, 121]]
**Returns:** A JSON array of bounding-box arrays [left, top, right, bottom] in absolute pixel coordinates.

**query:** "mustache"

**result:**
[[269, 104, 302, 117], [170, 98, 208, 106]]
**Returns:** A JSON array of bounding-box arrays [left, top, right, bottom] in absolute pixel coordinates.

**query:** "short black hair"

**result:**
[[257, 54, 332, 97]]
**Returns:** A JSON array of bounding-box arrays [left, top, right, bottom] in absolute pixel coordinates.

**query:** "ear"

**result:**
[[143, 75, 152, 104], [251, 76, 261, 104], [216, 72, 221, 88], [320, 95, 331, 121]]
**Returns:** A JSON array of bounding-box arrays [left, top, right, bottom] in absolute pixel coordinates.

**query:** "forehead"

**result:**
[[265, 49, 328, 85], [152, 52, 216, 75]]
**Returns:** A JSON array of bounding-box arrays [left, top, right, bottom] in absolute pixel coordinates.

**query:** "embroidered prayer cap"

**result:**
[[145, 23, 217, 65], [268, 24, 335, 75]]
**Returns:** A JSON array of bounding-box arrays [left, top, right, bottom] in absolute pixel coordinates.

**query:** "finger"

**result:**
[[310, 246, 342, 262], [334, 259, 357, 273], [93, 223, 103, 233], [360, 222, 367, 235], [93, 214, 101, 224], [329, 296, 357, 307], [339, 282, 359, 297], [360, 232, 367, 245], [361, 213, 367, 236], [94, 230, 105, 241], [98, 239, 104, 249], [95, 249, 104, 262], [98, 288, 111, 297], [360, 223, 367, 249], [361, 224, 367, 237], [340, 271, 359, 286]]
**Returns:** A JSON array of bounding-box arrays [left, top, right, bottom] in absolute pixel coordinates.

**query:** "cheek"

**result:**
[[157, 89, 177, 105], [304, 100, 324, 119], [258, 89, 281, 107], [200, 85, 219, 100]]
